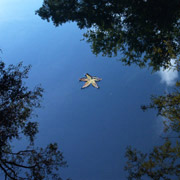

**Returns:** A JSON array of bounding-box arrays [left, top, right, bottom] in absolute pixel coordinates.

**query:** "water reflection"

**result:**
[[0, 0, 179, 179]]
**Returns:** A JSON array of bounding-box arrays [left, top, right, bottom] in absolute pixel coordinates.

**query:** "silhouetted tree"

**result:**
[[36, 0, 180, 71], [0, 61, 68, 180], [125, 81, 180, 179], [125, 140, 180, 180]]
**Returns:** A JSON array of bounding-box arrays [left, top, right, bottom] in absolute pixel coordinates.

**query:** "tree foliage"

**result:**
[[0, 61, 68, 180], [36, 0, 180, 70], [125, 140, 180, 180], [125, 81, 180, 180]]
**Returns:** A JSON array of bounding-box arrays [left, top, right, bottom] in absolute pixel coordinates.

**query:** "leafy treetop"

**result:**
[[125, 81, 180, 180], [36, 0, 180, 71], [0, 61, 69, 180]]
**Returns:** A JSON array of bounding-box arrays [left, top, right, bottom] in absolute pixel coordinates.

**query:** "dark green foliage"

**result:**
[[125, 140, 180, 180], [0, 62, 67, 180], [125, 81, 180, 180], [141, 81, 180, 133], [0, 62, 42, 146], [36, 0, 180, 70]]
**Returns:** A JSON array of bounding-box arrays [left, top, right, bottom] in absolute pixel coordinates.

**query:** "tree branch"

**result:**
[[0, 163, 17, 180], [2, 149, 35, 155], [1, 160, 36, 169]]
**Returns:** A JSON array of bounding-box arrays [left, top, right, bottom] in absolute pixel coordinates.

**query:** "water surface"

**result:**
[[0, 1, 174, 179]]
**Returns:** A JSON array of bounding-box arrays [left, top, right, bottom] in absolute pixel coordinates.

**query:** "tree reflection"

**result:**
[[125, 81, 180, 179], [0, 61, 68, 180], [36, 0, 180, 71]]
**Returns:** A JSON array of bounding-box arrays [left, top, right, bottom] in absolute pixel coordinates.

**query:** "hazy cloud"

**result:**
[[158, 59, 178, 86]]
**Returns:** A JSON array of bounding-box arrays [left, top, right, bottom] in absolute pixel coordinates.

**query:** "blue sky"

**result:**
[[0, 1, 179, 180]]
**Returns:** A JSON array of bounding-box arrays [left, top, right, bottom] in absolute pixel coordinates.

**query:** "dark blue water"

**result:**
[[0, 1, 177, 180]]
